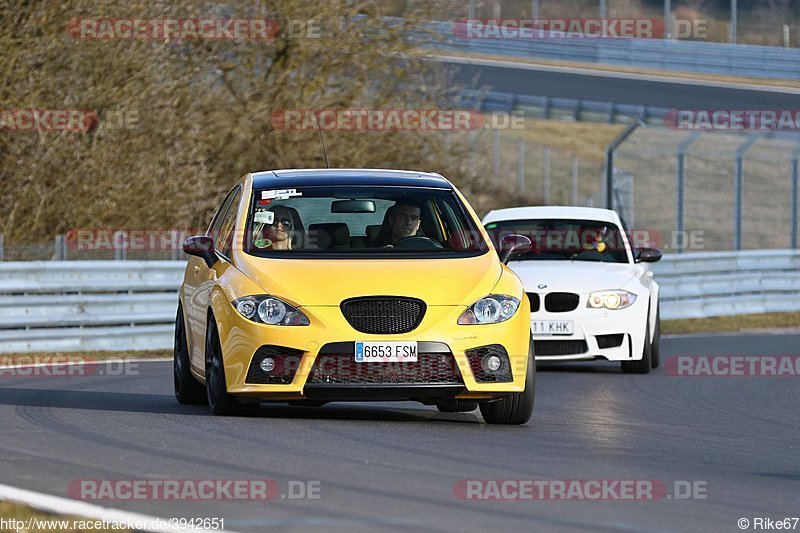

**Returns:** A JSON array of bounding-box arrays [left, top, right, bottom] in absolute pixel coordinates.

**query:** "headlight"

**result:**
[[587, 290, 636, 310], [233, 296, 310, 326], [458, 295, 520, 325]]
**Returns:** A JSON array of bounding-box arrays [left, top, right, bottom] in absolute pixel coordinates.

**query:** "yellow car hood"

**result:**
[[236, 252, 502, 306]]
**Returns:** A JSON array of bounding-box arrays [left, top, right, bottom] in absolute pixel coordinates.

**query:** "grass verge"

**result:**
[[0, 501, 130, 532], [663, 312, 800, 335]]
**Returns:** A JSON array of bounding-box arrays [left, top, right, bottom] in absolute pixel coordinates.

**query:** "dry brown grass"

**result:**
[[0, 0, 539, 242]]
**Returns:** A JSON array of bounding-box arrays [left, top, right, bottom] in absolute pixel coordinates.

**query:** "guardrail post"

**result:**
[[607, 102, 615, 124], [792, 148, 800, 249], [571, 155, 579, 206], [734, 133, 765, 250], [675, 132, 701, 253], [542, 96, 550, 120], [573, 100, 582, 121], [0, 234, 4, 261], [543, 146, 551, 204], [604, 120, 642, 210], [54, 234, 67, 260], [492, 129, 500, 185], [517, 138, 525, 195]]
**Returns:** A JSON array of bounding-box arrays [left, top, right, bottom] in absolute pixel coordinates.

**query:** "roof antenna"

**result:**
[[315, 112, 330, 168]]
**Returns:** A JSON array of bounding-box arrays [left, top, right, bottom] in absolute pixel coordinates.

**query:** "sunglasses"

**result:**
[[270, 217, 293, 229]]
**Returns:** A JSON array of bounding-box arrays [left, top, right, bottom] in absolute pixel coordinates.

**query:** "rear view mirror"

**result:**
[[331, 199, 376, 213], [183, 235, 218, 267], [498, 234, 533, 264]]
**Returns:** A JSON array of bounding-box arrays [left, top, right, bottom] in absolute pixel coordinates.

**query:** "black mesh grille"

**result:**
[[340, 297, 425, 334], [544, 292, 580, 312], [465, 345, 513, 383], [534, 340, 588, 356], [246, 345, 304, 384], [527, 293, 540, 312], [596, 334, 625, 349], [307, 352, 461, 384]]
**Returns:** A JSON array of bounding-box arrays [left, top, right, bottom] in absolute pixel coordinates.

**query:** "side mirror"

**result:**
[[183, 235, 218, 267], [498, 234, 533, 264], [635, 247, 662, 263]]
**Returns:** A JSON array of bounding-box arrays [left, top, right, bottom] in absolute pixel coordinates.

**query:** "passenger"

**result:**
[[253, 206, 298, 251]]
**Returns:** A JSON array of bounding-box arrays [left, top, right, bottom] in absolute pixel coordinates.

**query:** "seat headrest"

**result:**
[[308, 223, 350, 249]]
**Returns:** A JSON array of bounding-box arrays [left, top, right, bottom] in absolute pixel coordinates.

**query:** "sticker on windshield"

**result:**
[[254, 210, 275, 224], [254, 238, 272, 248], [262, 189, 302, 200]]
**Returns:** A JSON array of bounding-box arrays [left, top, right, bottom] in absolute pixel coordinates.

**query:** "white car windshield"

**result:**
[[485, 219, 630, 263]]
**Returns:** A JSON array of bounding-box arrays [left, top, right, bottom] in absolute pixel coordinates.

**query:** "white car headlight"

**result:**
[[458, 295, 520, 325], [233, 296, 310, 326], [587, 290, 637, 310]]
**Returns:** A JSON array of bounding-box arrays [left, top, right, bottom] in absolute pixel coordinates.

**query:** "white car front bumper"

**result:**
[[531, 294, 649, 362]]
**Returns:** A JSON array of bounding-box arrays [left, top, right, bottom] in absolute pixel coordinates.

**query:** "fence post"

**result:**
[[0, 234, 4, 261], [604, 120, 642, 210], [54, 234, 67, 260], [517, 138, 525, 195], [675, 132, 701, 253], [571, 155, 578, 206], [543, 146, 551, 204], [734, 133, 765, 251], [792, 148, 800, 249], [492, 129, 500, 185]]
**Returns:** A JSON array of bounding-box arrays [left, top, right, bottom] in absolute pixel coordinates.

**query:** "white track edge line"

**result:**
[[0, 482, 236, 533]]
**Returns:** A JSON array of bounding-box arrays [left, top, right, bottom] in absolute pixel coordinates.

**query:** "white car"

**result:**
[[483, 206, 662, 373]]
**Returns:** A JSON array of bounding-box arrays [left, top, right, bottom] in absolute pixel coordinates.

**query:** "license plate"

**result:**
[[532, 320, 574, 336], [355, 341, 418, 362]]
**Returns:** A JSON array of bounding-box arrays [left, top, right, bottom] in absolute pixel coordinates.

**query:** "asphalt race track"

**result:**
[[446, 59, 800, 110], [0, 333, 798, 532]]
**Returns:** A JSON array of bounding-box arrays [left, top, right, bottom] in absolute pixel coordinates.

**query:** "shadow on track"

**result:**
[[0, 387, 481, 423]]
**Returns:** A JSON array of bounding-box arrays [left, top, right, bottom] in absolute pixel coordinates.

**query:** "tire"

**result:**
[[621, 313, 652, 374], [479, 342, 535, 425], [174, 305, 207, 405], [651, 305, 661, 369], [205, 317, 259, 416], [437, 400, 478, 413]]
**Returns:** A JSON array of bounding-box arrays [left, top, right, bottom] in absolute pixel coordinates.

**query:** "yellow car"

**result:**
[[174, 169, 535, 424]]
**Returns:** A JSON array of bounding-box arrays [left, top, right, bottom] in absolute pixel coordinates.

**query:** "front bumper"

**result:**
[[215, 301, 531, 400], [530, 295, 648, 362]]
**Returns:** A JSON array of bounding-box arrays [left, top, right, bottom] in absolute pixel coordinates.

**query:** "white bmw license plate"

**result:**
[[355, 341, 418, 362], [532, 320, 574, 336]]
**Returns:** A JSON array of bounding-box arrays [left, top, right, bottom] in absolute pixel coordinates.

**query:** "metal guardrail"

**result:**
[[0, 262, 183, 353], [421, 21, 800, 80], [651, 250, 800, 320], [0, 252, 797, 353], [457, 89, 669, 125]]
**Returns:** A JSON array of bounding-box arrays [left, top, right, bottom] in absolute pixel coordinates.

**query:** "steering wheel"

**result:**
[[394, 236, 444, 249]]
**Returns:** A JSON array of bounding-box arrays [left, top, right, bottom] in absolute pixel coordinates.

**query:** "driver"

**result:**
[[375, 202, 421, 247]]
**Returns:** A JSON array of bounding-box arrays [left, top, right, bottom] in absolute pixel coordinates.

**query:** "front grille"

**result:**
[[307, 344, 461, 384], [246, 345, 304, 384], [526, 293, 540, 312], [544, 292, 580, 313], [465, 345, 513, 383], [596, 333, 625, 349], [340, 297, 425, 334], [534, 340, 588, 356]]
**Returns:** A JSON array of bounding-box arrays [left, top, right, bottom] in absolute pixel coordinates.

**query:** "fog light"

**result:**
[[259, 357, 275, 373], [482, 355, 502, 373]]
